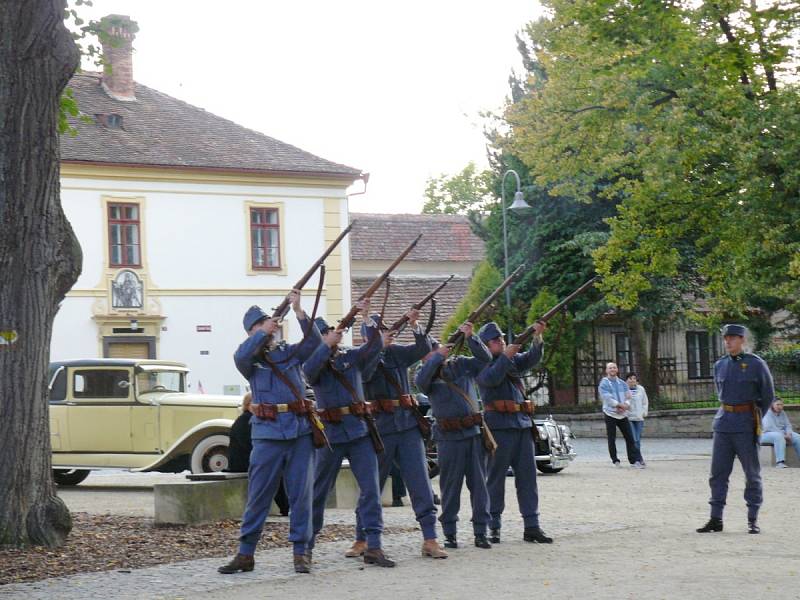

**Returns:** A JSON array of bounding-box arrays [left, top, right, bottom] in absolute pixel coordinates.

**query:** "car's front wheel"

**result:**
[[52, 469, 91, 486], [537, 464, 565, 474], [190, 434, 230, 473]]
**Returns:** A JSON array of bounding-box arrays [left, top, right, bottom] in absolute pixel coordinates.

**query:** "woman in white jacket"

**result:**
[[625, 372, 649, 462]]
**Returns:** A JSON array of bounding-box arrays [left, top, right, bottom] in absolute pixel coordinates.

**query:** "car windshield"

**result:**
[[137, 370, 184, 393]]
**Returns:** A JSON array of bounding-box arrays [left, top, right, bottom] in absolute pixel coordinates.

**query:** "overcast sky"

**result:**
[[75, 1, 543, 213]]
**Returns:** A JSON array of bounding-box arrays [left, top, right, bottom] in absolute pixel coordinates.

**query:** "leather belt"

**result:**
[[722, 402, 754, 413], [373, 394, 416, 413], [319, 402, 375, 423], [438, 414, 483, 432], [252, 399, 312, 421], [485, 400, 534, 415]]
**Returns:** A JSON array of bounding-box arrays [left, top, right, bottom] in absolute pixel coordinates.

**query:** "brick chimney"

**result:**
[[99, 14, 138, 102]]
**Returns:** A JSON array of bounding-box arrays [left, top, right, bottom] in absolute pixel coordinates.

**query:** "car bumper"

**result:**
[[535, 450, 576, 469]]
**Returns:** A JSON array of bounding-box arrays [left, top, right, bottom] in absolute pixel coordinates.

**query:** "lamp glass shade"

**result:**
[[509, 191, 531, 212]]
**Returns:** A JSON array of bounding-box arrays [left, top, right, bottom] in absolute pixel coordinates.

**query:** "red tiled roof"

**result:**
[[351, 276, 472, 342], [349, 213, 485, 262], [60, 73, 361, 178]]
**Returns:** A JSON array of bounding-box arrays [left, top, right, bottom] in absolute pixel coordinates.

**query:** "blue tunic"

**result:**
[[476, 343, 543, 430]]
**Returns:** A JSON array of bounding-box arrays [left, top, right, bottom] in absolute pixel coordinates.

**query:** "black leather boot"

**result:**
[[363, 548, 396, 568], [748, 520, 760, 534], [523, 527, 553, 544], [474, 534, 492, 549], [489, 528, 501, 544], [218, 553, 254, 574], [443, 534, 458, 549], [696, 517, 723, 533], [293, 554, 311, 573]]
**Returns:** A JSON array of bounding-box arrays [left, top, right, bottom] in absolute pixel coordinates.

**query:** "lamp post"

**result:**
[[501, 169, 531, 342]]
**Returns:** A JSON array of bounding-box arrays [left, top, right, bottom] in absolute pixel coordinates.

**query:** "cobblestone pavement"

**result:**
[[5, 439, 799, 599]]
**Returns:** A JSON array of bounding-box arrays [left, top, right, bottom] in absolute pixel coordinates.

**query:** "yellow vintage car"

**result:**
[[48, 359, 241, 485]]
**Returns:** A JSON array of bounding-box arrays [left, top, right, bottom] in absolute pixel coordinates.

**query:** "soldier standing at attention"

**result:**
[[303, 306, 396, 567], [697, 324, 776, 535], [476, 321, 553, 545], [415, 323, 493, 550], [219, 290, 321, 575], [350, 311, 448, 560]]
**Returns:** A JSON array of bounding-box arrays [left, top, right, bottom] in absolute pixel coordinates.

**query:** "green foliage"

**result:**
[[504, 0, 800, 324], [441, 261, 503, 343], [527, 289, 576, 388], [422, 162, 494, 220]]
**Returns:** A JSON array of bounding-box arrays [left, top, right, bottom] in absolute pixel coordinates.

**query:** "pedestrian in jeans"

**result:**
[[598, 362, 644, 468], [625, 372, 649, 463], [760, 398, 800, 468]]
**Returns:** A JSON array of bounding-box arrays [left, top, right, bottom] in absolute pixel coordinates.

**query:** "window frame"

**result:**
[[249, 206, 281, 271], [686, 331, 713, 380], [614, 332, 632, 374], [108, 201, 142, 268]]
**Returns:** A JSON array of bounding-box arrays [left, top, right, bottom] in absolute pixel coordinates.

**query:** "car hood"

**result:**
[[142, 392, 241, 408]]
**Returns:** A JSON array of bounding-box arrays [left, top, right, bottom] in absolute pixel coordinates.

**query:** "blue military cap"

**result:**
[[243, 305, 268, 331], [721, 323, 747, 337], [315, 316, 332, 334], [478, 322, 504, 343], [360, 313, 388, 339]]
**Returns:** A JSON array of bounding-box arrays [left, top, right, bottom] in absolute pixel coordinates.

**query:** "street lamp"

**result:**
[[501, 169, 531, 342]]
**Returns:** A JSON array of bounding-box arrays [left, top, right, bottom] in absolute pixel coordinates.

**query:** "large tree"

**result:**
[[0, 1, 81, 546], [507, 1, 800, 323]]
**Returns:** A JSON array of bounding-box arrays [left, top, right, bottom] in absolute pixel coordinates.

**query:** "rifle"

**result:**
[[271, 222, 354, 320], [387, 275, 454, 333], [446, 263, 526, 348], [337, 234, 423, 331], [513, 276, 598, 346]]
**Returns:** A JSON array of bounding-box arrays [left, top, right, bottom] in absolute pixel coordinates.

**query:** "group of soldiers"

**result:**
[[218, 288, 550, 575]]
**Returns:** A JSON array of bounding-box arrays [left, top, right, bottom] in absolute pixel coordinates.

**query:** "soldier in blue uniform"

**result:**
[[219, 290, 322, 575], [303, 307, 396, 568], [349, 311, 448, 559], [415, 323, 493, 550], [697, 324, 776, 535], [476, 321, 553, 544]]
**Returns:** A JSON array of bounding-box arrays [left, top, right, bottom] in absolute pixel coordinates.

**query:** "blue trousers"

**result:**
[[760, 431, 800, 463], [355, 427, 437, 541], [487, 428, 540, 530], [630, 420, 644, 451], [709, 431, 762, 521], [311, 435, 383, 549], [437, 435, 490, 536], [238, 435, 314, 556]]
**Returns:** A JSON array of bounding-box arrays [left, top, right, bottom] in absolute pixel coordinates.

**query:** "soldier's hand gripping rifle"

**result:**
[[336, 233, 423, 332], [271, 222, 354, 321], [446, 264, 526, 353], [513, 276, 599, 346], [386, 274, 454, 333]]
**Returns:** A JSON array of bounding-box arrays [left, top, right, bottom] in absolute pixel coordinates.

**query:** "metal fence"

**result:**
[[575, 358, 800, 407]]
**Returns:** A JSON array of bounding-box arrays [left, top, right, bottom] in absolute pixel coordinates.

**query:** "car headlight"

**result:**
[[537, 426, 548, 439], [559, 425, 572, 440]]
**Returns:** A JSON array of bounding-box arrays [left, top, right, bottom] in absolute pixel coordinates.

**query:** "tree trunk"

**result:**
[[0, 1, 81, 547], [648, 316, 661, 399], [629, 317, 653, 394]]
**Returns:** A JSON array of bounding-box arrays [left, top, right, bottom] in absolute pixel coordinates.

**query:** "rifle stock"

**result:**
[[272, 222, 354, 320], [387, 274, 454, 333], [446, 263, 526, 346], [513, 276, 598, 346], [337, 234, 423, 331]]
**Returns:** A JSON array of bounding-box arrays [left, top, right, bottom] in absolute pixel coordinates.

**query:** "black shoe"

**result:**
[[443, 534, 458, 549], [524, 527, 553, 544], [474, 534, 491, 549], [696, 517, 723, 533], [293, 554, 311, 573], [392, 498, 404, 507], [433, 494, 441, 505], [218, 553, 254, 574], [748, 521, 760, 534], [363, 548, 396, 568], [489, 528, 501, 544], [306, 549, 313, 563]]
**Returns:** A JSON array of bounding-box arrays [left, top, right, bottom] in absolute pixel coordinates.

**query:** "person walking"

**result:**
[[625, 372, 649, 461], [697, 324, 775, 535], [760, 398, 800, 468], [598, 362, 644, 468]]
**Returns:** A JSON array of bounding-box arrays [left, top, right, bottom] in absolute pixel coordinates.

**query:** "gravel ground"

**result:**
[[4, 438, 799, 599]]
